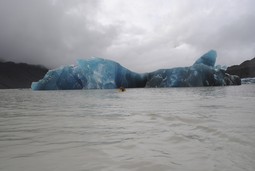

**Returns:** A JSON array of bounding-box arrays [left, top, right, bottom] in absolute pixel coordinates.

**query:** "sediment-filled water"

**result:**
[[0, 85, 255, 171]]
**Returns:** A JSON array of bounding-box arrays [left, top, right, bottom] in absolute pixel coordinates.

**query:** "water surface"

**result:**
[[0, 85, 255, 171]]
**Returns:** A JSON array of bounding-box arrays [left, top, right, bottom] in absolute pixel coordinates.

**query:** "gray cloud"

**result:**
[[0, 0, 119, 68], [0, 0, 254, 72]]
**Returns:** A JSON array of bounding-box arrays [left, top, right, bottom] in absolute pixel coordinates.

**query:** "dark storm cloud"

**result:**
[[0, 0, 255, 72], [0, 0, 119, 68], [0, 0, 62, 66]]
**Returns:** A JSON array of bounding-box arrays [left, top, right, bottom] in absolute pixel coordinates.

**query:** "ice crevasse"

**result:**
[[31, 50, 241, 90]]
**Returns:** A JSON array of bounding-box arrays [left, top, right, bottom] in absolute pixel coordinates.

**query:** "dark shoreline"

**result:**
[[226, 57, 255, 78], [0, 61, 48, 89]]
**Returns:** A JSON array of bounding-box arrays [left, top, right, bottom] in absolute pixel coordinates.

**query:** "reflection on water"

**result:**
[[0, 85, 255, 171]]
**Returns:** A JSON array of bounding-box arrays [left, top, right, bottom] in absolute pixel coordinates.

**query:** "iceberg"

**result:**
[[241, 77, 255, 84], [146, 50, 241, 87], [31, 50, 241, 90], [31, 58, 147, 90]]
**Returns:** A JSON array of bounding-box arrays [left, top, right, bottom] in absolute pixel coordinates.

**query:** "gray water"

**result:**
[[0, 85, 255, 171]]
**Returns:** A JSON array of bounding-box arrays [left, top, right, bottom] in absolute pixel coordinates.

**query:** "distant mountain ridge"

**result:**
[[0, 61, 48, 89], [226, 57, 255, 78]]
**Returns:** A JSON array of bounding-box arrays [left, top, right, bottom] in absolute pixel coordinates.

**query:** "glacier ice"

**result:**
[[31, 58, 147, 90], [146, 50, 240, 87], [241, 77, 255, 84], [31, 50, 241, 90], [193, 50, 216, 67]]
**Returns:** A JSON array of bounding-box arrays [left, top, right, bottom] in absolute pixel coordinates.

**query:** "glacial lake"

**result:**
[[0, 85, 255, 171]]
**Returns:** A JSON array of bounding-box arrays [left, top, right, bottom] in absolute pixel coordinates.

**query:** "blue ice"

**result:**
[[31, 50, 240, 90]]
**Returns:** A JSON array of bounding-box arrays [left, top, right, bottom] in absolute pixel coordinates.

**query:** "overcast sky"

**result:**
[[0, 0, 254, 72]]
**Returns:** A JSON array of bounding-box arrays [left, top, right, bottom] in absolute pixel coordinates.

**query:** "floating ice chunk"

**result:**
[[145, 64, 226, 87], [241, 77, 255, 84], [31, 66, 83, 90], [31, 50, 240, 90], [32, 58, 147, 90]]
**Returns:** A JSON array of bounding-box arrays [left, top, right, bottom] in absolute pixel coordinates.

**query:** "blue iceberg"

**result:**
[[31, 58, 147, 90], [146, 50, 240, 87], [31, 50, 240, 90]]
